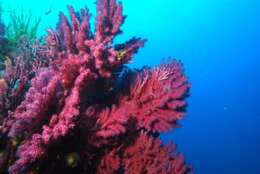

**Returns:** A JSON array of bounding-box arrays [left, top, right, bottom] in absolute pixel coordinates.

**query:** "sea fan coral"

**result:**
[[0, 0, 192, 173]]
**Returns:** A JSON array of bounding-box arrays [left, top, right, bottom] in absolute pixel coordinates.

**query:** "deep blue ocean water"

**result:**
[[1, 0, 259, 173]]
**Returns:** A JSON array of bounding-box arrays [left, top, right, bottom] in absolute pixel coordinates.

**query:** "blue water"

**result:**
[[2, 0, 259, 173]]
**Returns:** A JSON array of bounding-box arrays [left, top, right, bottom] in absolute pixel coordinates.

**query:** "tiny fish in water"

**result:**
[[45, 8, 52, 15], [223, 106, 228, 111]]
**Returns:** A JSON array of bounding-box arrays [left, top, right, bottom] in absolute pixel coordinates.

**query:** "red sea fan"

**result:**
[[122, 132, 190, 174], [96, 132, 191, 174], [95, 105, 128, 138], [96, 149, 121, 174], [0, 0, 192, 173], [120, 61, 190, 133]]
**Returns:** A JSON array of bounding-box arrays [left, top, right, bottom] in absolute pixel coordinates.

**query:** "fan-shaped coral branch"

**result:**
[[95, 105, 128, 138], [122, 132, 191, 174], [96, 132, 191, 174], [97, 149, 121, 174], [120, 60, 190, 133]]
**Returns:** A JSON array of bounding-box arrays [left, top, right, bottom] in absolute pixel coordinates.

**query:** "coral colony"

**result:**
[[0, 0, 192, 173]]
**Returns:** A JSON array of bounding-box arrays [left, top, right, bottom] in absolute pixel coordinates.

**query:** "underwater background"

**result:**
[[1, 0, 259, 173]]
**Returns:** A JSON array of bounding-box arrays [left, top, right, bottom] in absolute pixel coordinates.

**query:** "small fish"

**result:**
[[116, 50, 127, 61], [45, 8, 52, 15], [223, 106, 228, 111]]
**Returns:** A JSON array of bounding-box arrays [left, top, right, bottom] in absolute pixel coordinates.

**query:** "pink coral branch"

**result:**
[[8, 134, 46, 173], [8, 68, 60, 137], [45, 2, 144, 78], [96, 0, 124, 43], [42, 68, 97, 142], [9, 69, 97, 173]]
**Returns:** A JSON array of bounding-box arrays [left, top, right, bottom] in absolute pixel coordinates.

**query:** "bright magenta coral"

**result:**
[[0, 0, 192, 173]]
